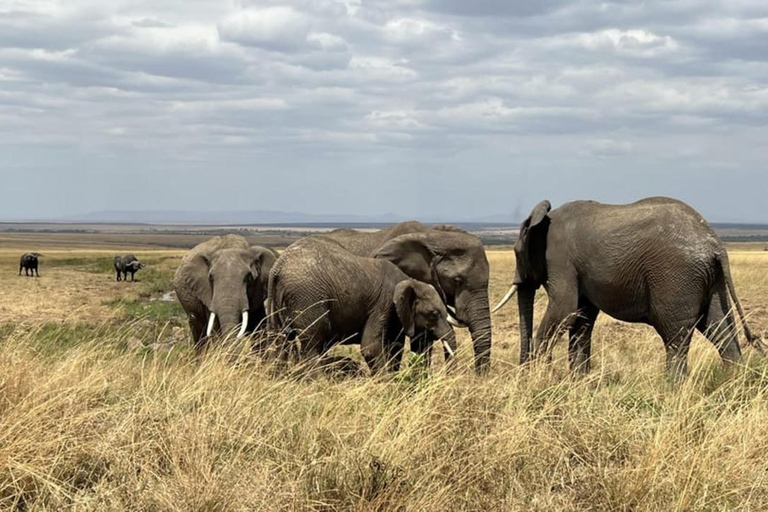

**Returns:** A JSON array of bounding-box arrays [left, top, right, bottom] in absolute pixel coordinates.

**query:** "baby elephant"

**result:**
[[19, 253, 41, 277], [114, 254, 144, 282], [269, 237, 457, 373]]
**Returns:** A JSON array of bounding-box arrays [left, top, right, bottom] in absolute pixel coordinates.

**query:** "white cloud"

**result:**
[[0, 0, 767, 221], [218, 6, 311, 51]]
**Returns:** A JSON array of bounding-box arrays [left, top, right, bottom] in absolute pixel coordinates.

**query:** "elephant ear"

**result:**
[[374, 233, 440, 285], [529, 200, 551, 228], [516, 200, 552, 285], [249, 246, 278, 289], [393, 280, 417, 338], [182, 253, 214, 310]]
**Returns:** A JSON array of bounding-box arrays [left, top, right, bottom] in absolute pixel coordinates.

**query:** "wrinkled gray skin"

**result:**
[[174, 235, 277, 352], [19, 253, 41, 277], [499, 197, 759, 379], [268, 237, 457, 373], [114, 254, 144, 282], [318, 221, 492, 374]]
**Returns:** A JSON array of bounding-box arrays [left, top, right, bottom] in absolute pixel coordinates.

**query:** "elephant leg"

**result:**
[[568, 300, 599, 373], [116, 271, 121, 281], [658, 324, 694, 381], [697, 284, 742, 364], [361, 319, 388, 374], [292, 309, 332, 371], [189, 314, 206, 353], [386, 337, 405, 372], [533, 283, 579, 361], [35, 268, 39, 277]]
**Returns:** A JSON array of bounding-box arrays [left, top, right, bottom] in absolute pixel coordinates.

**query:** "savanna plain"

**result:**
[[2, 236, 768, 511]]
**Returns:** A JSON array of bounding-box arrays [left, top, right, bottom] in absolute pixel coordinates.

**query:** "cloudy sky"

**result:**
[[1, 0, 767, 222]]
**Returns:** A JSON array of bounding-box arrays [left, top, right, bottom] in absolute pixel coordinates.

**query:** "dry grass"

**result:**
[[1, 248, 768, 510], [0, 250, 183, 324]]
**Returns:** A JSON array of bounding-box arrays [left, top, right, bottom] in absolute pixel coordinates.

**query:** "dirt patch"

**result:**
[[0, 267, 142, 324]]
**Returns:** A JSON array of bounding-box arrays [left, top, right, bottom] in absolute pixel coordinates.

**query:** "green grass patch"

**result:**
[[108, 298, 185, 323], [46, 257, 115, 274]]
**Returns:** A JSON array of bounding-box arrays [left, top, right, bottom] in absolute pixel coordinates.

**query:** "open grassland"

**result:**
[[1, 247, 768, 510]]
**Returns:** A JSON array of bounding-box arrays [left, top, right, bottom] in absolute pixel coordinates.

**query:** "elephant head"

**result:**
[[493, 200, 552, 363], [375, 229, 492, 373], [393, 280, 457, 361], [185, 246, 276, 339]]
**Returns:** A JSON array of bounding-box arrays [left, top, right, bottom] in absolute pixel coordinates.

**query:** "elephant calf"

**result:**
[[268, 237, 457, 373], [19, 253, 41, 277], [114, 254, 144, 282], [494, 196, 762, 379], [174, 235, 277, 352]]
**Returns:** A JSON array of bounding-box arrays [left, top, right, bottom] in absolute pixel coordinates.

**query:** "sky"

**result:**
[[1, 0, 767, 222]]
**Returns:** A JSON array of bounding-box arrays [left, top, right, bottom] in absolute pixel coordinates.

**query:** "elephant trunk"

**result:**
[[517, 285, 536, 364], [461, 292, 492, 375], [212, 291, 249, 338]]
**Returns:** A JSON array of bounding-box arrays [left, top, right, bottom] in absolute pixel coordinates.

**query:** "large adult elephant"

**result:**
[[268, 237, 457, 373], [174, 235, 277, 352], [493, 197, 761, 378], [319, 221, 492, 374]]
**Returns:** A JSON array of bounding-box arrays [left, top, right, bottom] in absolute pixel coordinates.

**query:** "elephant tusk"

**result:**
[[237, 310, 249, 338], [206, 312, 216, 337], [442, 339, 455, 358], [492, 284, 518, 313], [446, 305, 468, 328], [446, 312, 466, 328]]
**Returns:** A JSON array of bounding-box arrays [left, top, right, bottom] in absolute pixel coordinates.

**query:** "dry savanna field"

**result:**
[[2, 240, 768, 510]]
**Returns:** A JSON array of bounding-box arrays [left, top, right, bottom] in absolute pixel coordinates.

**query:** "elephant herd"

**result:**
[[172, 221, 492, 373], [17, 196, 761, 379], [171, 197, 763, 380]]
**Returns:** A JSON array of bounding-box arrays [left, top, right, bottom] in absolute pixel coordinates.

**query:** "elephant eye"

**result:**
[[430, 310, 440, 319]]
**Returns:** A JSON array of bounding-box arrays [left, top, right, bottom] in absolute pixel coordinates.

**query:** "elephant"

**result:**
[[316, 221, 492, 374], [19, 253, 41, 277], [493, 197, 762, 378], [268, 237, 457, 373], [114, 254, 144, 282], [173, 235, 277, 352]]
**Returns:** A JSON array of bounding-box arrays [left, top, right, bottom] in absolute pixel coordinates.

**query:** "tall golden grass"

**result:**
[[1, 249, 768, 510]]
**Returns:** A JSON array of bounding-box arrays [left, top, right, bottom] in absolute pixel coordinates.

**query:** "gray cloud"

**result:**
[[0, 0, 766, 222]]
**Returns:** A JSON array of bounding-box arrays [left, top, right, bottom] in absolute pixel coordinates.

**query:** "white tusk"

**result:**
[[446, 312, 466, 328], [237, 310, 249, 338], [492, 284, 518, 313], [442, 339, 455, 357], [445, 305, 468, 328], [206, 312, 216, 337]]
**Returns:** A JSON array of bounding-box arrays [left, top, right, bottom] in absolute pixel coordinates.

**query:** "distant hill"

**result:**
[[69, 210, 408, 225], [57, 209, 525, 226]]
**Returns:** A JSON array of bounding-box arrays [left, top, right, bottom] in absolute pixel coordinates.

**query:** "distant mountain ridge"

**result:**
[[63, 209, 522, 225], [7, 209, 764, 227], [70, 210, 406, 225]]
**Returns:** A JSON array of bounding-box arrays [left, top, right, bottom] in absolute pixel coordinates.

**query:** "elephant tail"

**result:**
[[718, 252, 764, 353]]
